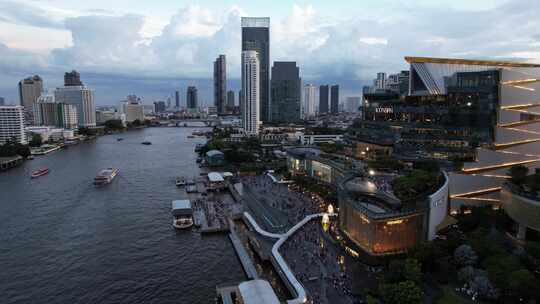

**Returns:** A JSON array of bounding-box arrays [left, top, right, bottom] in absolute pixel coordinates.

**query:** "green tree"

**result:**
[[104, 119, 125, 130], [403, 259, 422, 283], [508, 269, 540, 299], [509, 165, 529, 186], [483, 254, 522, 290], [29, 134, 42, 147], [380, 281, 423, 304]]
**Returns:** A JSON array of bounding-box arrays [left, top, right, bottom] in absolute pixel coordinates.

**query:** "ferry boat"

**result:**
[[141, 141, 152, 145], [172, 200, 194, 229], [117, 138, 124, 141], [175, 177, 186, 187], [94, 168, 119, 185], [31, 167, 49, 178]]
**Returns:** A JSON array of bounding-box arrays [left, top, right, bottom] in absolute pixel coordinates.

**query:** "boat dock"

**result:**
[[228, 220, 259, 280]]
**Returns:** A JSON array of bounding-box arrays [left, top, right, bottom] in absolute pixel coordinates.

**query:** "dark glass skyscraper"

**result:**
[[241, 17, 270, 122], [227, 90, 235, 109], [175, 90, 180, 109], [331, 85, 340, 113], [64, 71, 82, 86], [213, 55, 226, 115], [186, 86, 198, 110], [319, 85, 329, 114], [270, 61, 301, 122]]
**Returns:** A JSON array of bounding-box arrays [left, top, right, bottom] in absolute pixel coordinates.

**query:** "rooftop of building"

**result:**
[[405, 56, 540, 68]]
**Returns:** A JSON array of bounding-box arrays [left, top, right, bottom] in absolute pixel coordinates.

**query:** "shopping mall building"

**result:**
[[355, 57, 540, 207], [287, 147, 449, 258]]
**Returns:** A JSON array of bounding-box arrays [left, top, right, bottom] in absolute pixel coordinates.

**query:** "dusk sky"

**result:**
[[0, 0, 538, 105]]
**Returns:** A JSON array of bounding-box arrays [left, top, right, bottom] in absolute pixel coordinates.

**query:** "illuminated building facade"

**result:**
[[358, 57, 540, 206]]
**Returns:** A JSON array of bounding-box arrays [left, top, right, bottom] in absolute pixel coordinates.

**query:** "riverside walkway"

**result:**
[[243, 211, 336, 304]]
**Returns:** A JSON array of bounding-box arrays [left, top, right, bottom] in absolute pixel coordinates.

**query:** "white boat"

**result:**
[[94, 168, 119, 185], [175, 177, 186, 187], [172, 200, 194, 229]]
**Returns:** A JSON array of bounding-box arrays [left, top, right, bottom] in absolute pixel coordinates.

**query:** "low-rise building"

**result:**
[[299, 134, 343, 145], [206, 150, 225, 167]]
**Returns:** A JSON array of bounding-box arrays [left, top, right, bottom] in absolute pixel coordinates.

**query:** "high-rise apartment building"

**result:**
[[119, 95, 144, 123], [34, 95, 78, 129], [319, 85, 329, 114], [375, 72, 386, 90], [18, 75, 43, 124], [154, 101, 166, 113], [270, 62, 301, 123], [0, 105, 26, 144], [187, 86, 198, 110], [214, 55, 227, 115], [64, 71, 83, 86], [241, 51, 260, 135], [175, 90, 180, 109], [241, 17, 270, 123], [227, 90, 235, 110], [55, 72, 96, 127], [304, 84, 316, 119], [331, 85, 340, 114]]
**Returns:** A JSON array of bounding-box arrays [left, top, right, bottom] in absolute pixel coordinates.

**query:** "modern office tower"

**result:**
[[186, 86, 198, 110], [0, 105, 26, 144], [54, 72, 96, 127], [330, 85, 339, 114], [214, 55, 227, 115], [64, 70, 83, 86], [241, 51, 260, 135], [270, 62, 301, 123], [227, 90, 235, 109], [0, 97, 5, 106], [154, 101, 166, 113], [303, 84, 316, 119], [319, 85, 329, 114], [119, 95, 144, 122], [175, 90, 180, 109], [241, 17, 270, 123], [18, 75, 43, 124], [375, 72, 386, 90], [346, 97, 361, 113]]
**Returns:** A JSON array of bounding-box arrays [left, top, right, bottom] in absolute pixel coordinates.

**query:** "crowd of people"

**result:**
[[240, 174, 358, 304]]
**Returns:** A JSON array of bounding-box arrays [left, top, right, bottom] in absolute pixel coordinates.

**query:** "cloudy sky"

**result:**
[[0, 0, 539, 105]]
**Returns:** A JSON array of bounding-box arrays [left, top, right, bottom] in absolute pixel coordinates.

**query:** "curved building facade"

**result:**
[[500, 184, 540, 239]]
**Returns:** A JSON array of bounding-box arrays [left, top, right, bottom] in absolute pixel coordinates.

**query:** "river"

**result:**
[[0, 127, 246, 304]]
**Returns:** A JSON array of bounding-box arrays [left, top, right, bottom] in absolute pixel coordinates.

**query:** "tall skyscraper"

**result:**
[[175, 90, 180, 109], [270, 61, 301, 123], [55, 71, 96, 127], [303, 84, 316, 119], [331, 85, 340, 114], [64, 71, 83, 86], [213, 55, 227, 115], [319, 85, 329, 114], [241, 17, 270, 123], [0, 105, 26, 144], [18, 75, 43, 124], [154, 101, 166, 113], [187, 86, 198, 110], [241, 51, 260, 135], [0, 97, 5, 106], [375, 72, 387, 90], [227, 91, 235, 109]]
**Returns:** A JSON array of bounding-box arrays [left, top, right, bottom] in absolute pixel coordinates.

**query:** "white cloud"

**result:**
[[0, 0, 539, 84]]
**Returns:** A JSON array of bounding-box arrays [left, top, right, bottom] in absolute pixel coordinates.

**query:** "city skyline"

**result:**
[[1, 0, 539, 104]]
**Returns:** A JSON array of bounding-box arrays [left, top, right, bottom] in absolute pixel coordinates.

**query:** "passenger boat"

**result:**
[[175, 177, 186, 187], [141, 141, 152, 145], [94, 168, 119, 185], [31, 167, 49, 178], [172, 200, 194, 229], [187, 135, 195, 139], [117, 138, 124, 141]]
